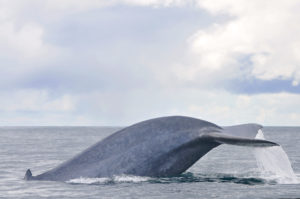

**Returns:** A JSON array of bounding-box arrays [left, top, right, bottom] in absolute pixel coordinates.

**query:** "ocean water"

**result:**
[[0, 126, 300, 199]]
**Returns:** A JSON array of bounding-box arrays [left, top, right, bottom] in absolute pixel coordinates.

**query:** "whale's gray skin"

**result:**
[[24, 116, 278, 181]]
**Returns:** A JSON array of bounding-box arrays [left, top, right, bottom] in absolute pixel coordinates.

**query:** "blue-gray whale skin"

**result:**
[[24, 116, 278, 181]]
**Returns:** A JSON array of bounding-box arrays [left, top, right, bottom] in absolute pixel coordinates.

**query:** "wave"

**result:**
[[66, 172, 294, 186], [66, 175, 150, 185]]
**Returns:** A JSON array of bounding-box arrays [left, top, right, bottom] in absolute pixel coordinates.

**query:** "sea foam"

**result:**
[[66, 175, 150, 185]]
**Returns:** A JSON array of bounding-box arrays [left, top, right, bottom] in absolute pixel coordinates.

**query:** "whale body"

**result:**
[[24, 116, 278, 181]]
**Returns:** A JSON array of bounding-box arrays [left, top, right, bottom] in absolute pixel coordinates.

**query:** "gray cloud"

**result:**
[[11, 5, 218, 94], [1, 1, 300, 125]]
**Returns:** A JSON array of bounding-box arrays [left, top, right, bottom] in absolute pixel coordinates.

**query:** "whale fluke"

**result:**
[[222, 124, 263, 139], [202, 133, 279, 147], [25, 116, 279, 181]]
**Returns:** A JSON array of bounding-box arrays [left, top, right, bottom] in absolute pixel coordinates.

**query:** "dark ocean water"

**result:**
[[0, 126, 300, 199]]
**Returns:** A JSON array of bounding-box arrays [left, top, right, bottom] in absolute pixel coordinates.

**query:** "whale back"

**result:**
[[26, 116, 279, 181], [33, 116, 222, 181]]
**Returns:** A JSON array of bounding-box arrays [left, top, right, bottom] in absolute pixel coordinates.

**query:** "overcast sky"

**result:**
[[1, 0, 300, 126]]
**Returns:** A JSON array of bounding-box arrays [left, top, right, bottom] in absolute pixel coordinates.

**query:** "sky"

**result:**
[[0, 0, 300, 126]]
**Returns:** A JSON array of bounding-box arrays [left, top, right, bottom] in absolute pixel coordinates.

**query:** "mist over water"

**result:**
[[254, 129, 299, 184]]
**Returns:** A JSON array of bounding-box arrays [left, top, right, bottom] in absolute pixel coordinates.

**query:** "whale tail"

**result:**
[[203, 124, 279, 147], [24, 169, 33, 180], [204, 132, 279, 147], [222, 123, 263, 139]]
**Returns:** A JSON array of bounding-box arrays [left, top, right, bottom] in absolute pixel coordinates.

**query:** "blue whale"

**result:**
[[24, 116, 278, 181]]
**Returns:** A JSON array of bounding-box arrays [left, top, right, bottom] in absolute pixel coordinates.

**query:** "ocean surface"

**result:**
[[0, 126, 300, 199]]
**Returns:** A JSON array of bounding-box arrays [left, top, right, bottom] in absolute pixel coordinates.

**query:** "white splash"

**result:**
[[113, 175, 150, 183], [67, 177, 111, 184], [66, 175, 150, 184], [253, 129, 299, 184]]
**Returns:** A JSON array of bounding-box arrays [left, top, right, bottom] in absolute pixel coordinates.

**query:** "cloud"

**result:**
[[1, 0, 300, 125], [0, 1, 64, 90], [0, 89, 75, 112], [7, 4, 212, 93], [5, 0, 299, 93], [228, 78, 300, 94], [185, 91, 300, 126], [2, 88, 300, 126], [0, 21, 52, 59], [0, 89, 80, 126], [188, 0, 300, 86]]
